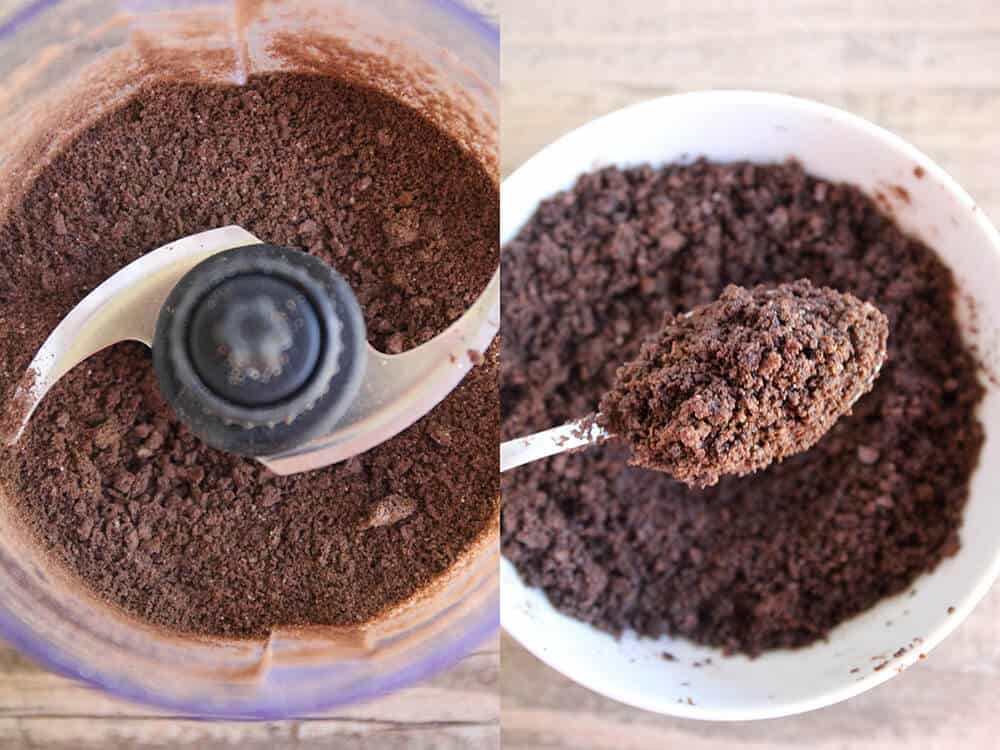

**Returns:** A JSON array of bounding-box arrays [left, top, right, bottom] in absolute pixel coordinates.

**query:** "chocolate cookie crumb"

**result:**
[[599, 280, 887, 488], [0, 72, 498, 639], [361, 494, 418, 529], [501, 159, 983, 656]]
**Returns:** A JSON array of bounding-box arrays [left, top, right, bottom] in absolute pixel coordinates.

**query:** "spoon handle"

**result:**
[[500, 414, 608, 473]]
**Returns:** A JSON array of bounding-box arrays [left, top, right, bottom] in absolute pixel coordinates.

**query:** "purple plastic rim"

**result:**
[[0, 0, 61, 39], [0, 579, 500, 719], [0, 0, 498, 720]]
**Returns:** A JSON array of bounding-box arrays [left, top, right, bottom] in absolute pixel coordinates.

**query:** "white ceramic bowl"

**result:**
[[500, 91, 1000, 720]]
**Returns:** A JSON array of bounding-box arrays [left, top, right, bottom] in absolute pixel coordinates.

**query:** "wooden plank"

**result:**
[[501, 0, 1000, 223], [0, 639, 498, 748], [0, 645, 498, 721], [0, 717, 497, 750]]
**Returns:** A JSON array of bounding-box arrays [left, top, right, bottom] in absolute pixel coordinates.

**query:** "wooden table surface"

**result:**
[[501, 1, 1000, 748], [0, 642, 498, 749], [0, 1, 500, 749]]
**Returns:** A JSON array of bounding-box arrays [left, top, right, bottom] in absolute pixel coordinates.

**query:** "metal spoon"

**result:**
[[500, 361, 882, 474]]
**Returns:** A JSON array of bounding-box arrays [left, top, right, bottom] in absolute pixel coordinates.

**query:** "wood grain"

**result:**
[[501, 0, 1000, 222], [0, 641, 498, 749], [501, 0, 1000, 747]]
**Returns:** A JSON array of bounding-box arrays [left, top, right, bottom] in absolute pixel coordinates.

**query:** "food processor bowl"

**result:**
[[0, 0, 498, 719]]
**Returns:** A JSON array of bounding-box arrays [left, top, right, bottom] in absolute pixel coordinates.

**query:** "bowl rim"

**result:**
[[500, 88, 1000, 721]]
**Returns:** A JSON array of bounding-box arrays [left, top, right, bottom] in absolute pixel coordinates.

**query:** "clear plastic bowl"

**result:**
[[0, 0, 498, 719]]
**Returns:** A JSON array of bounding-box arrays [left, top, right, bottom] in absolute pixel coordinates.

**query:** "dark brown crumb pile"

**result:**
[[501, 160, 983, 656], [0, 72, 498, 638], [599, 280, 888, 488]]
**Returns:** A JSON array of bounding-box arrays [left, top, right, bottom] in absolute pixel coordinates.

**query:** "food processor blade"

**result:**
[[3, 226, 500, 474], [3, 226, 262, 443], [260, 264, 499, 475]]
